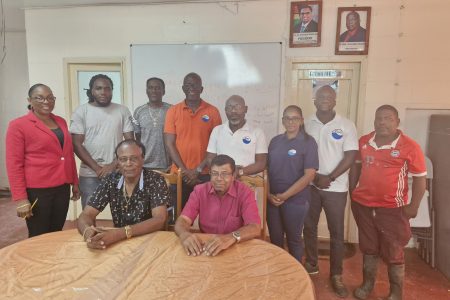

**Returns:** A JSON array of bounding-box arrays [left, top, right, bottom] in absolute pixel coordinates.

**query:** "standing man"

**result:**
[[70, 74, 134, 208], [206, 95, 267, 177], [303, 85, 358, 298], [164, 72, 222, 207], [294, 5, 318, 33], [349, 105, 426, 300], [133, 77, 171, 170]]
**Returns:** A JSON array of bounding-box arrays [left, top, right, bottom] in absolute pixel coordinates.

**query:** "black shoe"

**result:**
[[331, 275, 349, 298], [304, 262, 319, 274]]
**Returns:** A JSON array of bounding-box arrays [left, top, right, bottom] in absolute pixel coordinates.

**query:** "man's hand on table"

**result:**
[[180, 232, 204, 256], [85, 228, 124, 250], [203, 234, 236, 257]]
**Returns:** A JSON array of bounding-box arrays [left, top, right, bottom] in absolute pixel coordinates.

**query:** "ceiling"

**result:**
[[2, 0, 250, 30]]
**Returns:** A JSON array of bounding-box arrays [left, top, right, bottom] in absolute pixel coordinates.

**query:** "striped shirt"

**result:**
[[352, 131, 426, 208]]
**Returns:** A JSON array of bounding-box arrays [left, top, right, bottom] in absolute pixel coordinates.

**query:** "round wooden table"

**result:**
[[0, 230, 315, 299]]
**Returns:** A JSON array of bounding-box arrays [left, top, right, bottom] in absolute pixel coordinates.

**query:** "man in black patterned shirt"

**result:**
[[77, 139, 170, 249]]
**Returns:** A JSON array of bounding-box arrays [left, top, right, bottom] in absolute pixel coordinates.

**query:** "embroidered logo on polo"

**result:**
[[391, 150, 400, 157], [242, 136, 251, 144], [331, 129, 344, 140], [201, 115, 210, 122], [288, 149, 297, 156]]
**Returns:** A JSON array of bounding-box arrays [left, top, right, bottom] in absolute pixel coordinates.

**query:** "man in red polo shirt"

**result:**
[[164, 73, 222, 208], [349, 105, 426, 300], [175, 155, 261, 257]]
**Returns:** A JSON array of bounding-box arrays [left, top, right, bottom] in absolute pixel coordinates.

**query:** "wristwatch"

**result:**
[[232, 231, 241, 243], [195, 166, 203, 173], [238, 166, 244, 177]]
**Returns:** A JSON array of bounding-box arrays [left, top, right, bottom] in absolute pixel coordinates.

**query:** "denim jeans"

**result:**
[[79, 176, 102, 209], [303, 186, 348, 275], [267, 200, 310, 263]]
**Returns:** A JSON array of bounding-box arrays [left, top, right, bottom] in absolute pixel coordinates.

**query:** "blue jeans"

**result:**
[[303, 187, 348, 275], [79, 176, 102, 209], [267, 200, 310, 263]]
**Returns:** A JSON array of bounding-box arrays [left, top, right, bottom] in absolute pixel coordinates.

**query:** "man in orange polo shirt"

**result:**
[[164, 72, 222, 207]]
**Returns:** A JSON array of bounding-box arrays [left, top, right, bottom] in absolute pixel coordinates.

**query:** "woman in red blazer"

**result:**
[[6, 84, 80, 237]]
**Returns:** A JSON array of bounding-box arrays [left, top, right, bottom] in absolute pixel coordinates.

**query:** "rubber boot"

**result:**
[[354, 254, 378, 300], [386, 264, 404, 300]]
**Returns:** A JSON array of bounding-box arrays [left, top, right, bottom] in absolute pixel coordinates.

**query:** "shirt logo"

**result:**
[[391, 150, 400, 157], [288, 149, 297, 156], [201, 115, 210, 122], [331, 129, 344, 140], [242, 136, 251, 144], [365, 155, 375, 165]]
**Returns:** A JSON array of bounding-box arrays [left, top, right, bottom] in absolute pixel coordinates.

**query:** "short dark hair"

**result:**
[[115, 139, 146, 158], [211, 154, 236, 173], [28, 83, 49, 97], [376, 104, 399, 118], [86, 74, 114, 103], [146, 77, 165, 90], [183, 72, 202, 85], [299, 5, 313, 12], [347, 11, 361, 22]]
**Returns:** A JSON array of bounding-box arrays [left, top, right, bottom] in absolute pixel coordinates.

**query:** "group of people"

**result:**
[[5, 72, 425, 300]]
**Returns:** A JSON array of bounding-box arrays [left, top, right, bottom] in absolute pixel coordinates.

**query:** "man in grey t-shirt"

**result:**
[[132, 77, 171, 170], [70, 74, 134, 208]]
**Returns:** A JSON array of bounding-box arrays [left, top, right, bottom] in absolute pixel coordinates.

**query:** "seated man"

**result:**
[[77, 139, 170, 249], [175, 154, 261, 257]]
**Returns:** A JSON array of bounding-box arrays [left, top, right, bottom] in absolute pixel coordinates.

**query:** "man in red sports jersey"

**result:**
[[349, 105, 426, 300]]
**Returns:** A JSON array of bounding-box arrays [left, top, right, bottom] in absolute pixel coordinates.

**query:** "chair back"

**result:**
[[238, 170, 268, 239], [153, 169, 182, 230]]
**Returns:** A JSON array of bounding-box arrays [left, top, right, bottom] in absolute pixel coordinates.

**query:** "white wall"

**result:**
[[2, 0, 447, 190], [0, 32, 29, 188]]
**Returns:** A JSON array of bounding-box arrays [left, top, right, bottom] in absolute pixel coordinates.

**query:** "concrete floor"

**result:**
[[1, 197, 449, 299]]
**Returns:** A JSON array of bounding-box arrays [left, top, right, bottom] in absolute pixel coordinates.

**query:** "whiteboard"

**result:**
[[130, 43, 282, 140]]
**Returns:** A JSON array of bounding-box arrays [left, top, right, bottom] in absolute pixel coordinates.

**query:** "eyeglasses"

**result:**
[[31, 96, 56, 103], [282, 116, 303, 123], [118, 156, 141, 164], [315, 95, 335, 101], [210, 171, 233, 179], [225, 104, 245, 112]]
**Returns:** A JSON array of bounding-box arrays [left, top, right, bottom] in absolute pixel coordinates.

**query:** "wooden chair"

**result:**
[[153, 169, 182, 230], [238, 170, 268, 239]]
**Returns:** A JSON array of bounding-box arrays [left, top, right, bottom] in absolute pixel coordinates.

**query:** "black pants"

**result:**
[[25, 184, 71, 237], [181, 174, 210, 209]]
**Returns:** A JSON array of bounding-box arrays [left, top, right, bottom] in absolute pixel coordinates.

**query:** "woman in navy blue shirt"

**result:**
[[267, 105, 318, 262]]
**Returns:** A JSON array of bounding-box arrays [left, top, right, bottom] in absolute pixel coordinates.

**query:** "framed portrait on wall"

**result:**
[[335, 7, 371, 55], [289, 1, 322, 48]]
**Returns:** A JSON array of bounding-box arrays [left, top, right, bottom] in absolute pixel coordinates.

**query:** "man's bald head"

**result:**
[[226, 95, 246, 107], [314, 85, 337, 113], [225, 95, 247, 128], [315, 85, 336, 99]]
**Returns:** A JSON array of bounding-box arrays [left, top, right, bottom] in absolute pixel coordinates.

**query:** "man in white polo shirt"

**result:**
[[206, 95, 267, 176], [303, 85, 358, 298]]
